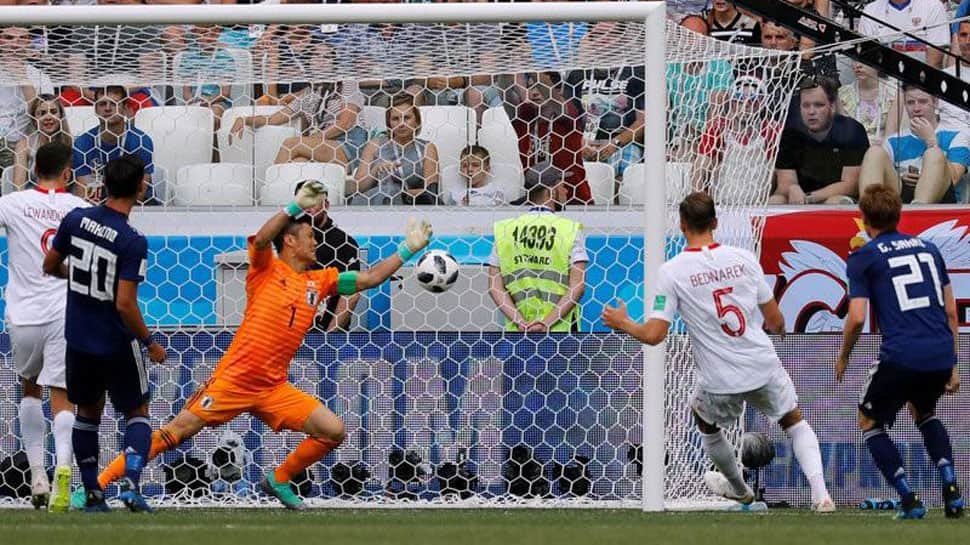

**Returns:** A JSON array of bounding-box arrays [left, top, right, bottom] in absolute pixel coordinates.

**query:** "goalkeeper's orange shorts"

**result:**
[[184, 379, 322, 432]]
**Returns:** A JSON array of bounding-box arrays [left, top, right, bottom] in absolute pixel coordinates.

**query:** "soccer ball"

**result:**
[[415, 250, 459, 293], [740, 432, 776, 469]]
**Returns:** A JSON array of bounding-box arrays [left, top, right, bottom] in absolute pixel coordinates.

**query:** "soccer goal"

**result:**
[[0, 3, 802, 510]]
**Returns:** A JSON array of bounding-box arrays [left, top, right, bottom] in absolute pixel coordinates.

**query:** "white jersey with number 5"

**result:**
[[0, 187, 89, 326], [650, 243, 781, 394]]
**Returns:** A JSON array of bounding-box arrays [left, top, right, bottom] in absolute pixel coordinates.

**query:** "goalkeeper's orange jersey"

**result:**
[[210, 237, 338, 393]]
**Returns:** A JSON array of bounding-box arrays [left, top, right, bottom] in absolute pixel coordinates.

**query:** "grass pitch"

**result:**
[[1, 508, 968, 545]]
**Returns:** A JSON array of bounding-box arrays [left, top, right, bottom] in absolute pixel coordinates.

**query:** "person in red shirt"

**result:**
[[508, 71, 591, 205]]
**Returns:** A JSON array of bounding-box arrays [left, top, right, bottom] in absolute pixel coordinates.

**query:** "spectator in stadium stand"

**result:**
[[690, 76, 782, 205], [839, 62, 902, 147], [258, 25, 326, 101], [72, 85, 157, 204], [705, 0, 761, 46], [666, 14, 733, 161], [772, 77, 869, 205], [351, 95, 440, 205], [0, 26, 54, 171], [940, 20, 970, 129], [448, 145, 506, 207], [230, 43, 368, 169], [506, 71, 591, 205], [293, 180, 363, 333], [466, 24, 529, 127], [949, 0, 970, 67], [12, 95, 72, 191], [565, 52, 645, 186], [177, 25, 235, 132], [525, 19, 588, 69], [859, 84, 968, 204], [55, 0, 163, 113], [859, 0, 949, 68], [489, 163, 587, 333]]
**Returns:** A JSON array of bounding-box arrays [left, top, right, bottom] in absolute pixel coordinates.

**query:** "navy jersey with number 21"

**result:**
[[846, 230, 954, 371], [51, 205, 148, 356]]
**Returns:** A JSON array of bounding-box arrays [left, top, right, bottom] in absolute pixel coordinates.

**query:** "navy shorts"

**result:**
[[859, 363, 952, 427], [66, 342, 151, 413]]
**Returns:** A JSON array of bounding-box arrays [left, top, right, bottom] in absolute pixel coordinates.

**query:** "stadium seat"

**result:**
[[583, 162, 615, 206], [359, 105, 387, 139], [476, 111, 524, 202], [64, 106, 99, 138], [260, 162, 346, 206], [618, 162, 692, 206], [216, 105, 298, 168], [151, 165, 170, 205], [0, 167, 14, 196], [417, 105, 475, 200], [135, 106, 214, 187], [173, 163, 253, 206], [481, 106, 512, 128]]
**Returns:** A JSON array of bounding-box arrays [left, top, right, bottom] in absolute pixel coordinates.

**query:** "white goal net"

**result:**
[[0, 4, 802, 509]]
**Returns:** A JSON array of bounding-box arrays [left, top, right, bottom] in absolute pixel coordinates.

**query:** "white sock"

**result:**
[[19, 397, 46, 472], [701, 430, 748, 495], [53, 410, 75, 468], [786, 420, 829, 503]]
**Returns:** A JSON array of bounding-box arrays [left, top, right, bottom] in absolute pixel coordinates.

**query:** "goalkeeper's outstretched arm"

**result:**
[[337, 218, 433, 295]]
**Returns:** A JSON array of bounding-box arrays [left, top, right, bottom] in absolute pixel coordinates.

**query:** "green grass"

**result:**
[[0, 509, 969, 545]]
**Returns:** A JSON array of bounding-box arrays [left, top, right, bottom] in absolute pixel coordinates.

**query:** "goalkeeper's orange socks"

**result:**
[[98, 427, 181, 489], [273, 437, 339, 484]]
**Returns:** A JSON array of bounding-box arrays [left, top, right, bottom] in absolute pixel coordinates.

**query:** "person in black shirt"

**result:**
[[294, 180, 363, 331], [773, 77, 869, 204]]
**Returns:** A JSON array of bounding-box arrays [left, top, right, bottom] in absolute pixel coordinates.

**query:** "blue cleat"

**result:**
[[81, 489, 111, 513], [894, 495, 927, 520], [943, 483, 964, 519], [118, 478, 154, 513]]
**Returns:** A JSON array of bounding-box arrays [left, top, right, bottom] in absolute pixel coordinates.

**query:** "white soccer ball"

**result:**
[[415, 250, 459, 293]]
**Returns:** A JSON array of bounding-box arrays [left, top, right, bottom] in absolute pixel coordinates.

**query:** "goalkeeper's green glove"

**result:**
[[397, 217, 432, 262], [284, 181, 327, 217]]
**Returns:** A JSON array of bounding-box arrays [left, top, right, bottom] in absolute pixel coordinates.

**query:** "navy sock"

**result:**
[[124, 417, 152, 487], [73, 415, 101, 493], [864, 427, 912, 498], [917, 416, 956, 485]]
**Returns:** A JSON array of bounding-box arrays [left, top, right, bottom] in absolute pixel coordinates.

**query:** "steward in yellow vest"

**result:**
[[488, 164, 587, 332]]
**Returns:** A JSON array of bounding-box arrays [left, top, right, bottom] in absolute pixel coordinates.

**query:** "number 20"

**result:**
[[69, 236, 117, 302]]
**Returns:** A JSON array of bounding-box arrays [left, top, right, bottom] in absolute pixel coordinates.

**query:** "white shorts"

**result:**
[[9, 321, 67, 389], [691, 366, 798, 429]]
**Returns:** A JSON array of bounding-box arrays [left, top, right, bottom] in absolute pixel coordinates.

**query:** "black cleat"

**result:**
[[943, 482, 964, 519]]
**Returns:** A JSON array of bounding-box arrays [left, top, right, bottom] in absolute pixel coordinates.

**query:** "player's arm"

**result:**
[[603, 300, 670, 346], [944, 284, 961, 394], [116, 237, 166, 363], [42, 247, 68, 279], [836, 297, 867, 382], [759, 298, 786, 337], [337, 218, 432, 294], [252, 181, 329, 250]]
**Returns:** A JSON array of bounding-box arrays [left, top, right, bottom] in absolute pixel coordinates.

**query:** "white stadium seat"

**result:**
[[64, 106, 99, 138], [417, 105, 475, 200], [217, 105, 300, 171], [583, 162, 615, 206], [135, 106, 214, 186], [1, 167, 15, 196], [260, 162, 347, 206], [617, 164, 644, 206], [618, 162, 692, 206], [173, 163, 253, 206], [476, 109, 524, 202]]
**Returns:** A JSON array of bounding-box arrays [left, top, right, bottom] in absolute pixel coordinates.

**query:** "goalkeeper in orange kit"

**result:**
[[80, 181, 432, 510]]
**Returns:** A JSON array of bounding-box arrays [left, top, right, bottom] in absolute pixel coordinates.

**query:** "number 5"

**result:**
[[713, 287, 746, 337]]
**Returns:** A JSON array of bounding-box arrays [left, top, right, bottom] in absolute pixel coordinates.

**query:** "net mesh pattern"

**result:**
[[0, 17, 804, 508]]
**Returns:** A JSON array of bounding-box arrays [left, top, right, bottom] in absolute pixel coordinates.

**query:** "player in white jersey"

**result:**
[[0, 143, 89, 511], [603, 191, 835, 512]]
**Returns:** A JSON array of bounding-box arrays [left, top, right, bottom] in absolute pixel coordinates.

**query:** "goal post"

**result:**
[[0, 2, 804, 510]]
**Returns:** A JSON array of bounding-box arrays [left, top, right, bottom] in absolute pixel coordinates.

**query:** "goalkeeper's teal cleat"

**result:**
[[70, 487, 88, 511], [259, 472, 306, 511]]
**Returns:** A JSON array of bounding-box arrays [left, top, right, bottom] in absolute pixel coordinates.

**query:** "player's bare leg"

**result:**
[[695, 412, 753, 504], [19, 378, 49, 509], [778, 408, 833, 512], [48, 386, 75, 512], [261, 406, 345, 510]]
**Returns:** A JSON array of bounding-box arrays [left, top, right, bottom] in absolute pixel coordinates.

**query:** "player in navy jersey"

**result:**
[[837, 185, 962, 520], [42, 154, 167, 513]]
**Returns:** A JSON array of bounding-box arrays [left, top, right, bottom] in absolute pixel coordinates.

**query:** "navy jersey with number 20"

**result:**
[[51, 205, 148, 356], [846, 230, 954, 371]]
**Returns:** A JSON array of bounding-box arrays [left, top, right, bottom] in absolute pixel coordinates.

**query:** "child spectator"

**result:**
[[448, 145, 505, 207]]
